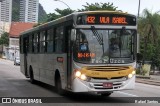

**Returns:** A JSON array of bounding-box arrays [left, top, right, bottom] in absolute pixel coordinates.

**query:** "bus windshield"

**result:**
[[73, 29, 136, 64]]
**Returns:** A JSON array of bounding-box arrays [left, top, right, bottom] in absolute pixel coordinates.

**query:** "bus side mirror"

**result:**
[[136, 53, 143, 63], [71, 29, 76, 41]]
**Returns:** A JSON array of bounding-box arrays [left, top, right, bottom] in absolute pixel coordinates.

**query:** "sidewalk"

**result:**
[[0, 58, 14, 64], [136, 75, 160, 86]]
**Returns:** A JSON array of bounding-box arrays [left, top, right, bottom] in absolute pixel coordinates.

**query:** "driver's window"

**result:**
[[121, 30, 132, 50], [109, 30, 120, 52]]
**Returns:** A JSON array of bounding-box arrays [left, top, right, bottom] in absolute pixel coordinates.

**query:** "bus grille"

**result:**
[[85, 66, 129, 71], [92, 76, 126, 80]]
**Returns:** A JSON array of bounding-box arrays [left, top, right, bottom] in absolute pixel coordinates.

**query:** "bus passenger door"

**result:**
[[65, 26, 72, 88], [23, 37, 29, 77]]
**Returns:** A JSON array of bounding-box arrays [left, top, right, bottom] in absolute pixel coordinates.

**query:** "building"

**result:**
[[0, 21, 11, 58], [20, 0, 39, 23], [6, 22, 35, 60], [0, 21, 11, 35], [0, 0, 12, 58], [0, 0, 12, 22], [0, 0, 12, 36]]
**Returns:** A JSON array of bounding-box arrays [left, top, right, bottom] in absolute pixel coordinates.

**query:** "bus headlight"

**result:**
[[128, 74, 133, 79], [75, 71, 81, 77], [128, 70, 136, 79], [80, 74, 87, 80], [132, 70, 136, 75], [74, 69, 91, 81]]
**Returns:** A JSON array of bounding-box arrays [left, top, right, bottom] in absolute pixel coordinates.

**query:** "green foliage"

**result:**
[[78, 2, 118, 11], [12, 0, 20, 21], [138, 9, 160, 68], [38, 4, 47, 23], [151, 37, 160, 67], [0, 32, 9, 46], [47, 8, 74, 22], [136, 68, 141, 75], [55, 8, 74, 16], [46, 2, 120, 22], [47, 13, 61, 22], [138, 9, 160, 44]]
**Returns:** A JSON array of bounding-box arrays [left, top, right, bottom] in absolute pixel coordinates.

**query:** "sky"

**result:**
[[39, 0, 160, 16]]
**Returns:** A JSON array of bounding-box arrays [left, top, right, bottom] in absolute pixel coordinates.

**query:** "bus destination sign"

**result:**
[[77, 14, 136, 25]]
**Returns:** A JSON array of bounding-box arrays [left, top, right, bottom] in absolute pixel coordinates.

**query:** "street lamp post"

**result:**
[[54, 0, 71, 10], [138, 0, 141, 18]]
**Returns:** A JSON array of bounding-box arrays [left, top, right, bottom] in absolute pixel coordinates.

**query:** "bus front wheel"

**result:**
[[55, 76, 65, 95], [29, 67, 36, 84]]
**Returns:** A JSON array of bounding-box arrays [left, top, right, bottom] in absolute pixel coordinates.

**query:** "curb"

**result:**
[[136, 75, 150, 79], [136, 78, 160, 86]]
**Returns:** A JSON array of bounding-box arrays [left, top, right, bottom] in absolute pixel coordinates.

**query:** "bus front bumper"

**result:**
[[72, 75, 135, 92]]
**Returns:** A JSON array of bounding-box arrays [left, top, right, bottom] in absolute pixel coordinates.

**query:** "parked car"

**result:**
[[14, 57, 20, 65]]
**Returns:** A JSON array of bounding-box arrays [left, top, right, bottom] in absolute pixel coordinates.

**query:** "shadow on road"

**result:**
[[29, 80, 131, 103]]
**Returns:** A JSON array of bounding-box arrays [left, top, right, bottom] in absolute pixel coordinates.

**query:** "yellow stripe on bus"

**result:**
[[80, 66, 133, 79]]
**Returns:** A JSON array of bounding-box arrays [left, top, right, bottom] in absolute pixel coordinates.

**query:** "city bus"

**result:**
[[20, 11, 139, 96]]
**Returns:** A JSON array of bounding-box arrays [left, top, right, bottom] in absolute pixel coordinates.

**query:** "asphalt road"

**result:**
[[0, 59, 160, 106]]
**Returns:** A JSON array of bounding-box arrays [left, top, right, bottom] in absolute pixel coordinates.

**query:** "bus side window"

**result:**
[[40, 31, 46, 53], [55, 26, 64, 53], [20, 37, 23, 54], [32, 34, 34, 53], [46, 28, 54, 53], [23, 36, 29, 54], [29, 34, 32, 53], [34, 33, 39, 53]]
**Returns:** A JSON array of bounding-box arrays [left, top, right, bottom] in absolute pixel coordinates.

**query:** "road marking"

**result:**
[[117, 91, 138, 97]]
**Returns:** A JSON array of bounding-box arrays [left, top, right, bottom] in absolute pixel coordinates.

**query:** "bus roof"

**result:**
[[74, 10, 135, 16], [20, 11, 136, 37]]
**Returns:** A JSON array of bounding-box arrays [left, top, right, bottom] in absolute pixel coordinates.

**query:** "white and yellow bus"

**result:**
[[20, 11, 139, 96]]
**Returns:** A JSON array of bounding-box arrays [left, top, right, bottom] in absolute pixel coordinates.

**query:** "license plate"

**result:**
[[103, 83, 113, 88]]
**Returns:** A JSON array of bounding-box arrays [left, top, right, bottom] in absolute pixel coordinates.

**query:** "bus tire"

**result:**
[[29, 67, 36, 84], [55, 73, 65, 95], [100, 92, 112, 97]]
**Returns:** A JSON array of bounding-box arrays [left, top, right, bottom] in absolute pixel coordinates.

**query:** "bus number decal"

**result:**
[[87, 16, 95, 24], [78, 53, 95, 58]]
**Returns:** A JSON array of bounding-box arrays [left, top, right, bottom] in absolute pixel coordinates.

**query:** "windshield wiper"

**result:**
[[91, 26, 104, 53], [91, 26, 103, 45]]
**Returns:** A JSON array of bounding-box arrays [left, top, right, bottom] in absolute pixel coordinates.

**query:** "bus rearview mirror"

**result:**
[[71, 29, 76, 41]]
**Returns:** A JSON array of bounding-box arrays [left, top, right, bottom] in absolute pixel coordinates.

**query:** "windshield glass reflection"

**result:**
[[73, 29, 136, 64]]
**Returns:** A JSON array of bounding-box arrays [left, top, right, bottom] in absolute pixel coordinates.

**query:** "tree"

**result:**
[[0, 32, 9, 57], [138, 9, 160, 44], [138, 9, 160, 69], [55, 8, 74, 16], [78, 2, 119, 11], [47, 8, 74, 22], [46, 2, 120, 22], [0, 32, 9, 46], [47, 13, 61, 22]]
